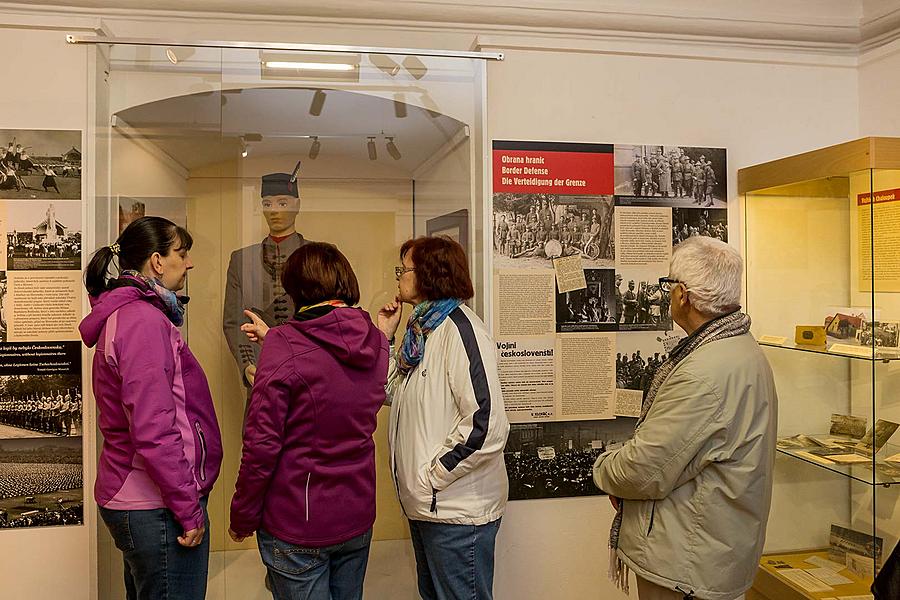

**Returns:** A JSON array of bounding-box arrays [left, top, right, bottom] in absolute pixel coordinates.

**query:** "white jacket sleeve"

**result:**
[[593, 365, 725, 500], [428, 315, 510, 492]]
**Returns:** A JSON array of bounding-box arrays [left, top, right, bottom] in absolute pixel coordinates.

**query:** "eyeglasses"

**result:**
[[658, 277, 684, 292], [395, 266, 415, 280]]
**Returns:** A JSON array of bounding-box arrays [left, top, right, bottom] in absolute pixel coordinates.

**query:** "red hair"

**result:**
[[400, 236, 473, 301]]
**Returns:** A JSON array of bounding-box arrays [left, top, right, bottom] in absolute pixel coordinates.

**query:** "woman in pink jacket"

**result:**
[[80, 217, 222, 600]]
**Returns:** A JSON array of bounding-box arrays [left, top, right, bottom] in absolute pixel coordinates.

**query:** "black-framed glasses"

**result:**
[[395, 266, 415, 280], [658, 277, 683, 292]]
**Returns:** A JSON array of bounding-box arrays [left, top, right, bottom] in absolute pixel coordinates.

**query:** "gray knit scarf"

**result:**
[[608, 309, 752, 593]]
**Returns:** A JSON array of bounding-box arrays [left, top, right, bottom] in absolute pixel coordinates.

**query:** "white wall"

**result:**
[[0, 7, 874, 600], [859, 38, 900, 136]]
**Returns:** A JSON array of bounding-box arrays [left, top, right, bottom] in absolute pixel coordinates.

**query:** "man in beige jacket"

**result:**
[[594, 236, 777, 600]]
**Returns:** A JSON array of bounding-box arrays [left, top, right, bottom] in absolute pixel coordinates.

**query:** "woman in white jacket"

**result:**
[[377, 236, 509, 600]]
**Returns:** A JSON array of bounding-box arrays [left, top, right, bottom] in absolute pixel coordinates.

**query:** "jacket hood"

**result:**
[[79, 286, 164, 348], [285, 307, 385, 369]]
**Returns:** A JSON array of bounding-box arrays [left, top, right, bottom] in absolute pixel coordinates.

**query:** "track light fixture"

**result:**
[[165, 47, 196, 65], [309, 90, 326, 116], [386, 137, 401, 161], [394, 93, 407, 119], [370, 54, 401, 77], [240, 137, 249, 158], [309, 136, 321, 160], [367, 137, 377, 161]]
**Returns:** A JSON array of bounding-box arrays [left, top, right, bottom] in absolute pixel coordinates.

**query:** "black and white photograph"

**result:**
[[616, 269, 673, 331], [493, 193, 615, 269], [0, 374, 82, 438], [118, 195, 187, 235], [672, 207, 728, 245], [614, 144, 727, 208], [0, 436, 83, 530], [0, 130, 81, 200], [857, 321, 900, 348], [555, 268, 617, 332], [504, 419, 637, 500], [615, 331, 677, 394], [6, 201, 82, 270]]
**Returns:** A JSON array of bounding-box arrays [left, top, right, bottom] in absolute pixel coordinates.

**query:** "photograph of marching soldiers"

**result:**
[[0, 436, 82, 529], [615, 333, 671, 396], [504, 419, 637, 500], [614, 144, 727, 208], [672, 207, 728, 244], [0, 375, 82, 438], [6, 200, 82, 270], [0, 130, 81, 200], [556, 268, 618, 332], [616, 270, 673, 331], [493, 193, 615, 269]]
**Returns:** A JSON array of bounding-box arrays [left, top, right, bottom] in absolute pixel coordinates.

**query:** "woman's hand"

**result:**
[[240, 309, 269, 345], [377, 298, 403, 341], [178, 525, 206, 547], [228, 527, 251, 543]]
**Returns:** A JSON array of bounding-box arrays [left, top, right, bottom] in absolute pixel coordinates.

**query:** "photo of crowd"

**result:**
[[614, 144, 727, 208], [504, 419, 638, 500], [0, 437, 82, 529], [556, 269, 617, 332], [672, 207, 727, 244], [0, 130, 81, 200], [493, 193, 615, 269], [6, 201, 82, 270]]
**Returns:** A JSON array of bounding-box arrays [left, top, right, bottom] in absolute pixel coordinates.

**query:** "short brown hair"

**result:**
[[283, 242, 360, 308], [400, 236, 473, 301]]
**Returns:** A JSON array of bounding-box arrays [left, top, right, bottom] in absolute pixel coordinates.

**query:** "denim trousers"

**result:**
[[257, 528, 373, 600], [407, 518, 501, 600], [98, 497, 210, 600]]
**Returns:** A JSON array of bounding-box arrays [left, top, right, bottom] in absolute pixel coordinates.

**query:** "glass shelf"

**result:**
[[759, 338, 900, 362], [777, 435, 900, 486]]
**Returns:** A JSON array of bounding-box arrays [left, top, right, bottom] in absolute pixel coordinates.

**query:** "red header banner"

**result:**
[[858, 187, 900, 206], [492, 141, 614, 195]]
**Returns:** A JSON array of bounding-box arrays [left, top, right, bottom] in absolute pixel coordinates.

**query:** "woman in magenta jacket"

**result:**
[[230, 242, 388, 600], [80, 217, 222, 600]]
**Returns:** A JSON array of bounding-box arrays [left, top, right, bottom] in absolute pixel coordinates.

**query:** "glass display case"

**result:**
[[90, 39, 490, 599], [741, 137, 900, 599]]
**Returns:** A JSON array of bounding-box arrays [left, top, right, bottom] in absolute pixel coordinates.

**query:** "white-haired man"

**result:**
[[594, 236, 777, 600]]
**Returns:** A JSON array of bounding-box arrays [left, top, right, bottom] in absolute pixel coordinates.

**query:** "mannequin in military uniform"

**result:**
[[223, 171, 309, 387]]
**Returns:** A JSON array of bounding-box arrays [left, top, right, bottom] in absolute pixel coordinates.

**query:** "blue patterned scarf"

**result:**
[[120, 270, 188, 327], [397, 298, 463, 376]]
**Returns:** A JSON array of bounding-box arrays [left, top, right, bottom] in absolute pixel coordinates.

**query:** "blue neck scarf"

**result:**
[[120, 270, 187, 327], [397, 298, 463, 376]]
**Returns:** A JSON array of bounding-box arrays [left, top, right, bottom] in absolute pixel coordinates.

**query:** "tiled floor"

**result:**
[[206, 539, 419, 599]]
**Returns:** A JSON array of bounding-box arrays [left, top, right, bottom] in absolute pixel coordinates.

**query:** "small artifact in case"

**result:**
[[795, 325, 826, 346]]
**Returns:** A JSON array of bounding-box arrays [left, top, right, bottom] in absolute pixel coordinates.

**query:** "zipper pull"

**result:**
[[675, 586, 695, 599], [430, 489, 437, 513]]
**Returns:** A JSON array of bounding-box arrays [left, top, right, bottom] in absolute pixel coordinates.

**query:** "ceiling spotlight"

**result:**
[[394, 93, 407, 119], [240, 138, 249, 158], [309, 136, 321, 160], [367, 137, 377, 161], [165, 47, 195, 65], [309, 90, 326, 116], [386, 137, 401, 161], [402, 55, 428, 80], [370, 54, 401, 77]]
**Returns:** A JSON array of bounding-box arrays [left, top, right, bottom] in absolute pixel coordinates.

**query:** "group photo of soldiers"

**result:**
[[0, 130, 82, 200], [616, 273, 673, 330], [0, 375, 81, 437], [0, 437, 83, 529], [7, 201, 83, 270], [555, 268, 618, 332], [614, 144, 727, 208], [492, 193, 615, 269], [616, 350, 668, 394], [672, 207, 727, 244], [504, 419, 638, 500]]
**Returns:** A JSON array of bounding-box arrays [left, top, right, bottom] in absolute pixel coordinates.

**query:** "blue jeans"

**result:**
[[98, 497, 210, 600], [257, 528, 372, 600], [408, 518, 501, 600]]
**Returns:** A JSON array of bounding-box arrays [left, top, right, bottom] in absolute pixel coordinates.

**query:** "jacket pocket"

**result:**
[[647, 500, 657, 535], [194, 421, 207, 482], [272, 537, 324, 576]]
